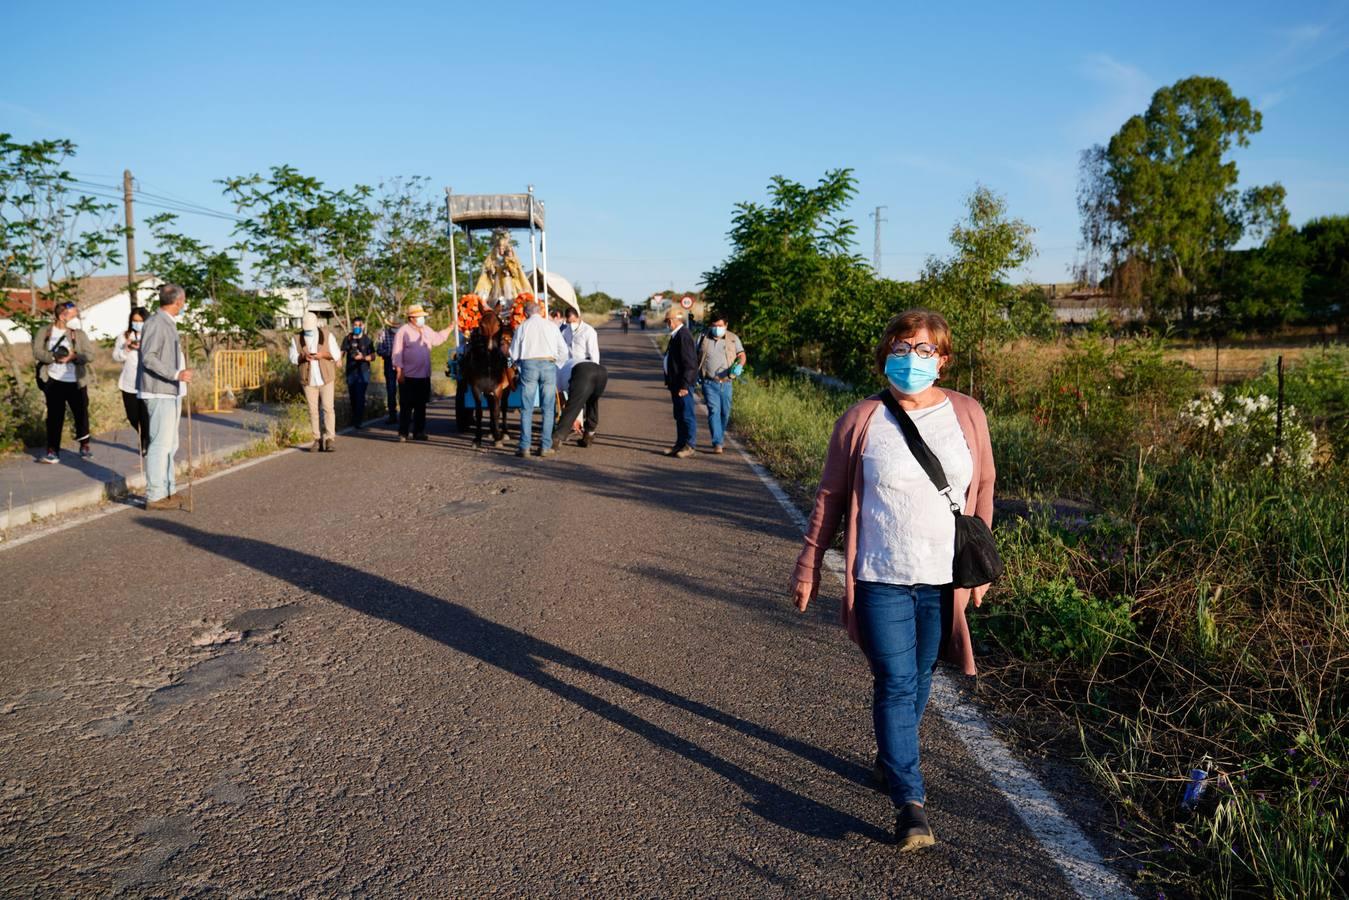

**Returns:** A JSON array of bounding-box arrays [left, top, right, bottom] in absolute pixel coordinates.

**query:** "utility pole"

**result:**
[[123, 169, 137, 304], [870, 205, 887, 275]]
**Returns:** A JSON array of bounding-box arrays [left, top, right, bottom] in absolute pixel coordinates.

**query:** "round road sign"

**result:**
[[680, 296, 693, 309]]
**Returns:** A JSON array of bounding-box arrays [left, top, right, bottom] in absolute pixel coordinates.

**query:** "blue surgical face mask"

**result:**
[[884, 353, 939, 395], [131, 321, 144, 333], [353, 326, 363, 335], [303, 328, 316, 337], [711, 325, 726, 337]]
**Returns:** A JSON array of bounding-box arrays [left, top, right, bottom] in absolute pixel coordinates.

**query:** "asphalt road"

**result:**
[[1, 323, 1093, 897]]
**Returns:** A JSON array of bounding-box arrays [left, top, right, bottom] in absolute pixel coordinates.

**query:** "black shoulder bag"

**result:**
[[876, 391, 1003, 589]]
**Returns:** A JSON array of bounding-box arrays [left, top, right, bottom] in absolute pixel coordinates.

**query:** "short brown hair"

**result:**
[[873, 308, 953, 376]]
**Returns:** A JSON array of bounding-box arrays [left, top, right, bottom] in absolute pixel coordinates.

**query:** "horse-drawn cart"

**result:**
[[445, 187, 578, 433]]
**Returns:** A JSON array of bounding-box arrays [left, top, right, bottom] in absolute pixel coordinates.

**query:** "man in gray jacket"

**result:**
[[136, 284, 194, 509]]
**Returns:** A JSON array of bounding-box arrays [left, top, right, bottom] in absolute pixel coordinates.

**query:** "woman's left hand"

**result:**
[[972, 584, 990, 607]]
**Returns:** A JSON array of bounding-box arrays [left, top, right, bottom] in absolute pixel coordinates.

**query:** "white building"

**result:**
[[266, 287, 333, 329], [0, 274, 161, 344]]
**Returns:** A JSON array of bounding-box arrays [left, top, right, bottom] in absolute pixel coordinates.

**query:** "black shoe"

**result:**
[[413, 432, 429, 441], [896, 802, 935, 852], [578, 432, 594, 448], [79, 442, 93, 459]]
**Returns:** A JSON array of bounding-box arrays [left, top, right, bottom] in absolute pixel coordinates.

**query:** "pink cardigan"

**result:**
[[793, 389, 996, 675]]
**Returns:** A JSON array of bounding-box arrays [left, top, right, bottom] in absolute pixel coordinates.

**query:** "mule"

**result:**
[[458, 310, 516, 448]]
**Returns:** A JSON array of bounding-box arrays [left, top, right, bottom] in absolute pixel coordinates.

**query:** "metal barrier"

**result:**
[[212, 349, 268, 411]]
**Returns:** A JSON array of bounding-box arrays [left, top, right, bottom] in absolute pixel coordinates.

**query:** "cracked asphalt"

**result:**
[[1, 323, 1099, 897]]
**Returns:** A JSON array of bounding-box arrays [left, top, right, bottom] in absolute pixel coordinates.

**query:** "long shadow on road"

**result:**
[[138, 520, 885, 843]]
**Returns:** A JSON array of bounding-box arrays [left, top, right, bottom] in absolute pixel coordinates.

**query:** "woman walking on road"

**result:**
[[113, 307, 151, 454], [791, 309, 995, 852]]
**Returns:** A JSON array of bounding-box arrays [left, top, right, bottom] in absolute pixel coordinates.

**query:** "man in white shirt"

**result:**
[[287, 311, 343, 452], [509, 301, 570, 458]]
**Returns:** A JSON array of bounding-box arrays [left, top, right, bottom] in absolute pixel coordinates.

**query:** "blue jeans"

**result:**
[[517, 359, 558, 451], [144, 397, 181, 501], [701, 379, 733, 447], [670, 388, 697, 449], [854, 581, 944, 807]]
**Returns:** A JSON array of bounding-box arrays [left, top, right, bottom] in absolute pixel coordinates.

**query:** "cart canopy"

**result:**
[[529, 270, 578, 314], [448, 194, 545, 230]]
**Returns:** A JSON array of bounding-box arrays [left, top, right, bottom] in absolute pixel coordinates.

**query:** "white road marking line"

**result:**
[[729, 437, 1132, 899]]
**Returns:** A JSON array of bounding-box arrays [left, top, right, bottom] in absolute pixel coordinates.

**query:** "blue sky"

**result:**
[[5, 0, 1348, 302]]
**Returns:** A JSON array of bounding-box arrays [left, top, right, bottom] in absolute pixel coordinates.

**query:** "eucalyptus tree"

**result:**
[[1078, 76, 1288, 321]]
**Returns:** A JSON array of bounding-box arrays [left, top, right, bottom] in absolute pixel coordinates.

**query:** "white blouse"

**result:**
[[855, 399, 973, 586], [113, 333, 140, 394]]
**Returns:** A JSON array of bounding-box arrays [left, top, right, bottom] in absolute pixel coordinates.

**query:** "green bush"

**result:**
[[978, 575, 1136, 670]]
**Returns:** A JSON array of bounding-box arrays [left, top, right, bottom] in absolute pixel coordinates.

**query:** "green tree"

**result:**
[[1299, 215, 1349, 326], [362, 177, 459, 328], [143, 213, 281, 359], [1079, 76, 1288, 321], [221, 165, 375, 331], [0, 134, 121, 382], [919, 184, 1036, 395], [702, 169, 864, 368]]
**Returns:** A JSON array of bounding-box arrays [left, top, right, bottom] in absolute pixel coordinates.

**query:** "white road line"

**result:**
[[729, 437, 1132, 899]]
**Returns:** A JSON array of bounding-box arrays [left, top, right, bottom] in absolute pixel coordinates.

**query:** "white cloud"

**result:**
[[1070, 54, 1154, 145]]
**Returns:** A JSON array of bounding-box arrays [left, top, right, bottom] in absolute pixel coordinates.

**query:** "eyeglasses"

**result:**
[[889, 340, 940, 359]]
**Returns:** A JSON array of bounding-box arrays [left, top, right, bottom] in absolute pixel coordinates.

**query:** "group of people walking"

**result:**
[[661, 307, 746, 457], [31, 283, 996, 852]]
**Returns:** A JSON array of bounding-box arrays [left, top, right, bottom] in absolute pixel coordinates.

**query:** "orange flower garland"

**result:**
[[509, 292, 536, 329], [457, 294, 483, 333]]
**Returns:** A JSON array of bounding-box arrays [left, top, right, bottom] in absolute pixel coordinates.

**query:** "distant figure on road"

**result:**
[[509, 299, 569, 458], [32, 300, 95, 464], [697, 312, 746, 454], [376, 322, 399, 424], [621, 308, 629, 334], [791, 308, 996, 853], [289, 312, 342, 453], [112, 306, 151, 455], [342, 316, 375, 429], [136, 284, 193, 509], [662, 307, 697, 458], [393, 304, 453, 442], [555, 361, 607, 448]]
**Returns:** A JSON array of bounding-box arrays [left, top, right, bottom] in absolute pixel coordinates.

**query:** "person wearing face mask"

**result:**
[[112, 307, 151, 454], [32, 301, 96, 463], [288, 311, 343, 452], [661, 307, 698, 458], [696, 313, 746, 454], [392, 304, 454, 442], [791, 308, 995, 854], [375, 322, 400, 424], [341, 316, 376, 429]]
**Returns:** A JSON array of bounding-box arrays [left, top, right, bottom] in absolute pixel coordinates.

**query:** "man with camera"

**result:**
[[32, 301, 96, 464]]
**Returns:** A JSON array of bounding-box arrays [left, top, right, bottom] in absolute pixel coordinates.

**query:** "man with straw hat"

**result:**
[[392, 303, 453, 442]]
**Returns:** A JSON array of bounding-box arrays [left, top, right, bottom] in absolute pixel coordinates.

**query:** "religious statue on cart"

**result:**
[[474, 229, 532, 313]]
